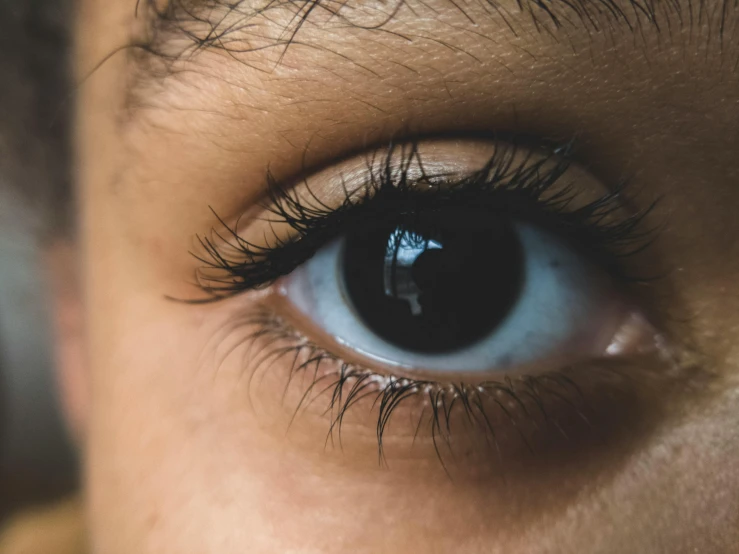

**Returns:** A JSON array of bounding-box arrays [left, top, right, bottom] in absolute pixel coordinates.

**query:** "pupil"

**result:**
[[341, 210, 525, 353]]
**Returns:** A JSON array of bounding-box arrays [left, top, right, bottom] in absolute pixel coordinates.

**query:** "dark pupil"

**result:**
[[341, 211, 525, 353]]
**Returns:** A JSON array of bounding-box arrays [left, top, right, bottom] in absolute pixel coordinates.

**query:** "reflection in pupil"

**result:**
[[383, 229, 442, 315], [342, 212, 525, 353]]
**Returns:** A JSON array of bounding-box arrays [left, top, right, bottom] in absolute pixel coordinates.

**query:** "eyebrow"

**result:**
[[124, 0, 738, 112], [135, 0, 710, 65]]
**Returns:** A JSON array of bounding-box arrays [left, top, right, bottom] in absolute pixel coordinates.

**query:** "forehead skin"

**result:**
[[75, 0, 739, 553]]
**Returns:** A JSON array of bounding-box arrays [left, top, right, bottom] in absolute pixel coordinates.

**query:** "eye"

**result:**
[[282, 208, 631, 375], [191, 139, 666, 466]]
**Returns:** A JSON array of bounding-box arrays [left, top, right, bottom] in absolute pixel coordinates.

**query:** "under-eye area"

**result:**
[[186, 139, 699, 478], [202, 306, 692, 484]]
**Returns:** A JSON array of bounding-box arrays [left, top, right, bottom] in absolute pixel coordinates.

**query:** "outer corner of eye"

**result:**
[[275, 205, 657, 380]]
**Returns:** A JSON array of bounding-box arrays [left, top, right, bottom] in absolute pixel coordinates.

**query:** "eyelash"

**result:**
[[235, 307, 608, 470], [190, 139, 660, 469], [192, 141, 655, 299]]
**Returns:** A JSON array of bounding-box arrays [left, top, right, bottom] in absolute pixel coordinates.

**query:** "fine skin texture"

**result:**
[[72, 0, 739, 552]]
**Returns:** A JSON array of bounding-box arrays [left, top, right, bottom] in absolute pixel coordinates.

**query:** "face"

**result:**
[[71, 0, 739, 552]]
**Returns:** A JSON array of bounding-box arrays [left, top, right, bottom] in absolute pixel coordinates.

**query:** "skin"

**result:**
[[66, 0, 739, 552]]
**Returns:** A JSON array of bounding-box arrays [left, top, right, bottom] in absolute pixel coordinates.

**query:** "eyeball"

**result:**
[[281, 208, 632, 376]]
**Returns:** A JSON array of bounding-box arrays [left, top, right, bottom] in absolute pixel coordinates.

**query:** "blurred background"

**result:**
[[0, 0, 77, 521]]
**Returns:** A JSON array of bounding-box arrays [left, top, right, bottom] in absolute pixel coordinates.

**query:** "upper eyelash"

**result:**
[[192, 140, 657, 299]]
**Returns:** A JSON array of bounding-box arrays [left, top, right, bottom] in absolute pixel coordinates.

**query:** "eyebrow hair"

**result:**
[[134, 0, 732, 62], [124, 0, 737, 106]]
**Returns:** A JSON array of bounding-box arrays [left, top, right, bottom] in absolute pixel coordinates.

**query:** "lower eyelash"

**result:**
[[232, 307, 648, 473]]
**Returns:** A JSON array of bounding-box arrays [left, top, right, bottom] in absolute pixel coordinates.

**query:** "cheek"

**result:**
[[82, 285, 739, 554], [84, 292, 388, 553], [81, 293, 534, 553], [85, 297, 276, 553]]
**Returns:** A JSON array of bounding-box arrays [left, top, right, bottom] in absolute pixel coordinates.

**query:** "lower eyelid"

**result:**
[[208, 301, 700, 480]]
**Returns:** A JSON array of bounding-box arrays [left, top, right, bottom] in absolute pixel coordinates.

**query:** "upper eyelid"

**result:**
[[188, 140, 655, 300]]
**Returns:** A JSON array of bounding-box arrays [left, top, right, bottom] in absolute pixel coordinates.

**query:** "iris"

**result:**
[[342, 211, 524, 353]]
